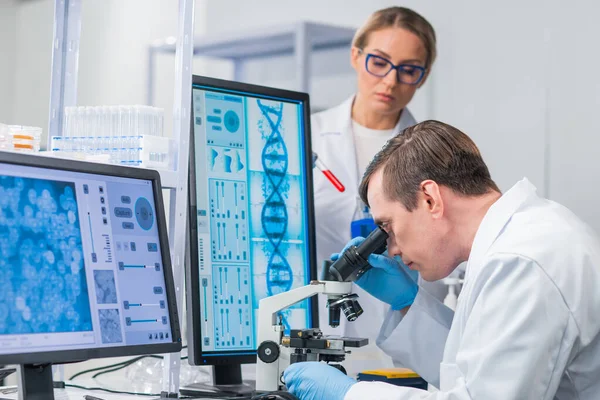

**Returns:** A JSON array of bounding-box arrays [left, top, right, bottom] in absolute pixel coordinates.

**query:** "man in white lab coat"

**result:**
[[284, 120, 600, 399]]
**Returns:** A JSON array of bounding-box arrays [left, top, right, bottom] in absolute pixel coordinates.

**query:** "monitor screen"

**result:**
[[187, 76, 317, 366], [0, 151, 181, 365]]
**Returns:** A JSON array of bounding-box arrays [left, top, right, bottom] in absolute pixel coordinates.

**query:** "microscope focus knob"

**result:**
[[258, 340, 280, 364]]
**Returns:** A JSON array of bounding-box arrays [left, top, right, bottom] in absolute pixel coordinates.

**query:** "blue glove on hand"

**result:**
[[284, 362, 355, 400], [332, 237, 419, 310]]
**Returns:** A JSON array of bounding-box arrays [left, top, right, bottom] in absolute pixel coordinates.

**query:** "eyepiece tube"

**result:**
[[327, 226, 389, 282], [356, 225, 388, 256]]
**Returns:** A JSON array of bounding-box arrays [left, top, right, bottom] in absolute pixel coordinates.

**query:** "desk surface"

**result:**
[[1, 386, 144, 400], [0, 385, 247, 400]]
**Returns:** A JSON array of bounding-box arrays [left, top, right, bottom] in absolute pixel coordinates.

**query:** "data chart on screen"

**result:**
[[192, 86, 312, 353]]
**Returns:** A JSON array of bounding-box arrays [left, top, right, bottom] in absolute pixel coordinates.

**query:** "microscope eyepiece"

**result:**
[[326, 226, 388, 283]]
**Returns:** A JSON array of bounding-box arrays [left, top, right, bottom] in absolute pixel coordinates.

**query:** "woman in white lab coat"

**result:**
[[311, 7, 440, 372], [286, 121, 600, 399]]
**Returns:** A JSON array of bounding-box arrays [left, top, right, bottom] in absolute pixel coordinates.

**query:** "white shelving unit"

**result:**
[[146, 21, 356, 105], [47, 0, 194, 396]]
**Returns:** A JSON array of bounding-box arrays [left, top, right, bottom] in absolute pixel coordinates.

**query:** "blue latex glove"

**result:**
[[284, 362, 356, 400], [331, 237, 419, 310]]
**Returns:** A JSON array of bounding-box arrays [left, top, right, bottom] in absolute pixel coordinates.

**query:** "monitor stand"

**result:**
[[17, 364, 55, 400], [180, 365, 255, 397]]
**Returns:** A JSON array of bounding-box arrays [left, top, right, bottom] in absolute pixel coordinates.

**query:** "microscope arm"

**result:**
[[256, 281, 352, 392]]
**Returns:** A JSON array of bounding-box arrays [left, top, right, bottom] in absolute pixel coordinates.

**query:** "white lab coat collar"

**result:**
[[335, 95, 416, 191], [465, 178, 538, 282]]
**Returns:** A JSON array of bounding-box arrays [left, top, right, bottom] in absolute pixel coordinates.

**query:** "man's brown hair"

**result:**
[[359, 120, 500, 210]]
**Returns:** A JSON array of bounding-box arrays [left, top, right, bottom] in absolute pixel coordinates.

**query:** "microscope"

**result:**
[[255, 226, 389, 392]]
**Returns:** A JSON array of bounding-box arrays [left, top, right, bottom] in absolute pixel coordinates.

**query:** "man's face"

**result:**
[[367, 169, 455, 282]]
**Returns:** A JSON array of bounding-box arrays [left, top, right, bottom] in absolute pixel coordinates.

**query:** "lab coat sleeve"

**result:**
[[346, 253, 575, 400], [376, 287, 454, 388]]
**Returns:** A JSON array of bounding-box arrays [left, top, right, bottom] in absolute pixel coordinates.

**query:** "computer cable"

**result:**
[[69, 346, 188, 380], [64, 382, 211, 399], [91, 355, 163, 379], [65, 382, 161, 397], [68, 356, 147, 380]]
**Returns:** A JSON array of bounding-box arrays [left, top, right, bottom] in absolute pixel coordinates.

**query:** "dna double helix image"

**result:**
[[257, 99, 293, 330]]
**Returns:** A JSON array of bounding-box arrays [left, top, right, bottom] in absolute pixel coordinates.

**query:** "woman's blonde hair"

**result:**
[[352, 7, 437, 68]]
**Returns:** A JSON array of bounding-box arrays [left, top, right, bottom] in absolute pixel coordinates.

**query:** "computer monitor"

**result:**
[[0, 151, 182, 400], [186, 76, 317, 394]]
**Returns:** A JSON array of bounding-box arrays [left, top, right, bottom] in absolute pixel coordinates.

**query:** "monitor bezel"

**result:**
[[0, 150, 182, 365], [186, 75, 318, 366]]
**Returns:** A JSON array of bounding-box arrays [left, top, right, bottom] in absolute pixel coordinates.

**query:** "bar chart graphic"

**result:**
[[209, 179, 249, 262], [211, 264, 253, 349]]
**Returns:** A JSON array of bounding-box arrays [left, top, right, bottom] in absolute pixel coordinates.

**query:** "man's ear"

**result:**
[[420, 180, 443, 218]]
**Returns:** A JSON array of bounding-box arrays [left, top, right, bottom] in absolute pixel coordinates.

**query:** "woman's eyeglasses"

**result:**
[[361, 51, 426, 85]]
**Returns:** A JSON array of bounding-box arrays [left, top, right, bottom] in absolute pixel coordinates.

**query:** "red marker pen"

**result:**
[[313, 152, 345, 192]]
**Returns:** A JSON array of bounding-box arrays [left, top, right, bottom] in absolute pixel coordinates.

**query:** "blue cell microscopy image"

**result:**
[[98, 309, 123, 344], [0, 175, 93, 334], [93, 270, 117, 304]]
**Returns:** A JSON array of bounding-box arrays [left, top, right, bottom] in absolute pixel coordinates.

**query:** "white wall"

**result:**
[[11, 0, 53, 134], [546, 1, 600, 228], [0, 0, 18, 123], [200, 0, 600, 232]]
